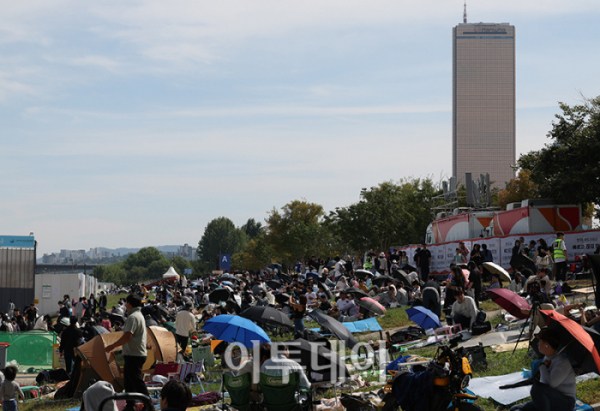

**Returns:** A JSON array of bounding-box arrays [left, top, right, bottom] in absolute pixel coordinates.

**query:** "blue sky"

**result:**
[[2, 1, 600, 255]]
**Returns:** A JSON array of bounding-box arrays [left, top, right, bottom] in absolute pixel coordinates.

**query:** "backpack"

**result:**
[[471, 321, 492, 335], [465, 343, 488, 370]]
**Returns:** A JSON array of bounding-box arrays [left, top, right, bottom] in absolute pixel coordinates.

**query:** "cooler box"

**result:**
[[0, 343, 8, 369], [53, 343, 66, 369]]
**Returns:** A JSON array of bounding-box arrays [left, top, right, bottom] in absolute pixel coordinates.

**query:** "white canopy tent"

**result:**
[[163, 266, 180, 279]]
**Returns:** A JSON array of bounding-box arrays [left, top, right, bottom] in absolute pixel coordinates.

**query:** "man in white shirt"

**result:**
[[328, 291, 350, 319], [305, 290, 317, 308], [175, 304, 196, 350], [335, 277, 348, 292], [450, 288, 478, 330]]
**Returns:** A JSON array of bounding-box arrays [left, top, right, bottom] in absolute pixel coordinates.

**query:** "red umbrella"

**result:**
[[540, 310, 600, 374], [485, 288, 531, 319]]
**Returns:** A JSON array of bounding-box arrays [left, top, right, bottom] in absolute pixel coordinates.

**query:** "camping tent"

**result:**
[[72, 326, 178, 398], [163, 266, 180, 279]]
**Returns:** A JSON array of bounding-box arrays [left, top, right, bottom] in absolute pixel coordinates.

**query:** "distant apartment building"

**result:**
[[42, 253, 57, 264], [59, 249, 86, 261], [89, 247, 111, 259], [179, 243, 198, 261], [452, 21, 516, 188]]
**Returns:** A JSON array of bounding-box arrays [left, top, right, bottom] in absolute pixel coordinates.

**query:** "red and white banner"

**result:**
[[411, 229, 600, 275]]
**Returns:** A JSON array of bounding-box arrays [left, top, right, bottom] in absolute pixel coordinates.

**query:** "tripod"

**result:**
[[512, 299, 542, 355]]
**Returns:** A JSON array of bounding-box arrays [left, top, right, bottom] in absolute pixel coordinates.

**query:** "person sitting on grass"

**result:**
[[450, 287, 477, 330], [160, 380, 192, 411]]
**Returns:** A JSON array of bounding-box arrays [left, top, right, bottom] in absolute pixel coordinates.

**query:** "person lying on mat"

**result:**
[[509, 327, 575, 411]]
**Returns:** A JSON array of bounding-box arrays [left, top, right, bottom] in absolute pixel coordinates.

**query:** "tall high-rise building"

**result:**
[[452, 16, 516, 188]]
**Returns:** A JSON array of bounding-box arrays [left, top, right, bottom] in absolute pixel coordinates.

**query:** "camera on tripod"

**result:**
[[526, 280, 546, 304]]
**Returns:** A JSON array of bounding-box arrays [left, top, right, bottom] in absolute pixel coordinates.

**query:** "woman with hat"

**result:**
[[510, 327, 575, 411]]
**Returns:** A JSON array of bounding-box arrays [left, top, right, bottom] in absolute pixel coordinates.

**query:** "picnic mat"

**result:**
[[492, 341, 529, 353], [460, 329, 526, 349], [469, 371, 600, 406]]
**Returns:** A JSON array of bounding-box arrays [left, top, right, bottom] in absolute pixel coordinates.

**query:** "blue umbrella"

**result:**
[[406, 306, 442, 330], [222, 281, 234, 286], [202, 315, 271, 347]]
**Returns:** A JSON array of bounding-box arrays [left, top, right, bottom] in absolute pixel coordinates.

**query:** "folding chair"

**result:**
[[258, 372, 311, 411], [223, 372, 252, 411], [154, 361, 182, 381]]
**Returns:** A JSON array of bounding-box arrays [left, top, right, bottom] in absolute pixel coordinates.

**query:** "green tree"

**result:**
[[326, 178, 439, 253], [519, 96, 600, 215], [241, 218, 263, 240], [197, 217, 247, 270], [497, 169, 539, 209], [265, 200, 327, 266]]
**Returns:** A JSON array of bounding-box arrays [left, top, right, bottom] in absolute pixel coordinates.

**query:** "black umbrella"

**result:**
[[372, 275, 395, 287], [345, 287, 369, 299], [325, 260, 336, 271], [356, 297, 386, 316], [226, 299, 241, 314], [275, 293, 290, 305], [209, 289, 231, 304], [278, 273, 290, 283], [241, 306, 293, 329], [266, 280, 281, 290], [306, 272, 320, 282], [92, 324, 110, 335], [391, 270, 411, 287], [354, 269, 373, 279], [109, 313, 125, 325], [281, 339, 350, 382], [307, 310, 358, 349], [401, 264, 417, 273], [510, 253, 537, 275], [318, 281, 333, 300]]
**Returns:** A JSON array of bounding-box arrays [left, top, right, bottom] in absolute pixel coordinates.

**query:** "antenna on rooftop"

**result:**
[[463, 0, 467, 23]]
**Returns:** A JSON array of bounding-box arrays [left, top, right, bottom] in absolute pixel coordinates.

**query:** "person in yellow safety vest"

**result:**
[[553, 232, 568, 282], [364, 256, 373, 272]]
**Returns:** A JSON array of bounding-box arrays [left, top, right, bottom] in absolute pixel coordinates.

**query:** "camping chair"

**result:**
[[258, 372, 311, 411], [192, 344, 216, 367], [153, 361, 181, 380], [223, 372, 252, 411]]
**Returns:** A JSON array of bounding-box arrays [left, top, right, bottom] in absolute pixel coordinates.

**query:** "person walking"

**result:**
[[1, 365, 25, 411], [24, 303, 38, 330], [104, 294, 149, 411], [174, 304, 196, 351], [98, 291, 108, 311], [553, 232, 568, 282]]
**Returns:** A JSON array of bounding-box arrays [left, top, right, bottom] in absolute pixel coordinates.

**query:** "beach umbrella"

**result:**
[[209, 289, 231, 304], [486, 288, 530, 319], [357, 297, 386, 315], [540, 310, 600, 374], [406, 306, 442, 330], [354, 269, 373, 279], [282, 339, 350, 382], [240, 306, 293, 330], [202, 315, 271, 347], [307, 310, 358, 349], [345, 287, 369, 299], [482, 262, 511, 283]]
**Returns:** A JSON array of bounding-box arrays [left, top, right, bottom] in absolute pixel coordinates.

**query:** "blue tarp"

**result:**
[[309, 317, 383, 334]]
